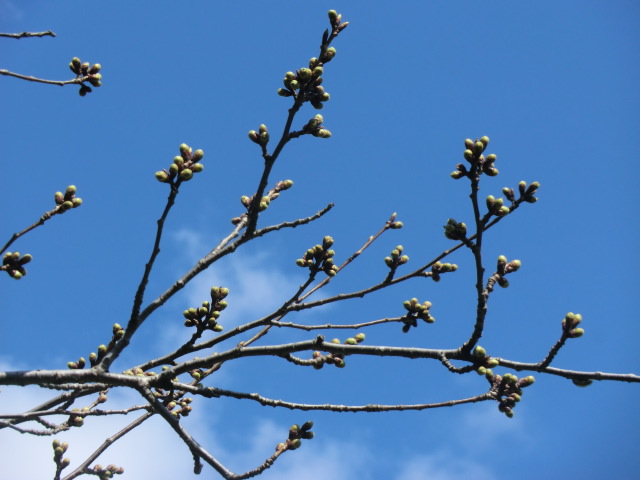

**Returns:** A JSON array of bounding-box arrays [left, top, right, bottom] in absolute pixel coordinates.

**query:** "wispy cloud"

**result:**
[[394, 450, 497, 480]]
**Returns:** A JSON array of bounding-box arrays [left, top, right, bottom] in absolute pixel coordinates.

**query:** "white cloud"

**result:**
[[0, 375, 369, 480], [395, 450, 497, 480]]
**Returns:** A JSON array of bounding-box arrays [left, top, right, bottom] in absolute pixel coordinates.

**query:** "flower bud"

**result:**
[[179, 169, 193, 181]]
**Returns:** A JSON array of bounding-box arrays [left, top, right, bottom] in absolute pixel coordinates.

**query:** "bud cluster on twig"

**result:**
[[295, 235, 338, 277], [1, 251, 32, 279], [155, 144, 204, 184], [276, 421, 315, 453], [182, 286, 230, 333], [69, 57, 102, 96], [309, 334, 366, 369], [401, 298, 434, 332]]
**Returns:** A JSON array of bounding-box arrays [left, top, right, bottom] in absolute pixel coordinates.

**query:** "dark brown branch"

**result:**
[[0, 30, 56, 39]]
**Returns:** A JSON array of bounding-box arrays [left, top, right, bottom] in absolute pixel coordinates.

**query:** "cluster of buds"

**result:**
[[54, 185, 83, 214], [88, 463, 125, 479], [182, 286, 229, 333], [68, 324, 124, 369], [384, 245, 409, 269], [430, 261, 458, 282], [518, 180, 540, 203], [166, 396, 193, 418], [2, 251, 32, 279], [69, 57, 102, 96], [562, 312, 584, 338], [486, 194, 510, 217], [123, 367, 155, 377], [311, 334, 365, 369], [52, 439, 71, 471], [278, 65, 329, 109], [401, 298, 434, 332], [276, 421, 315, 452], [443, 218, 467, 241], [491, 373, 535, 418], [233, 180, 293, 222], [453, 136, 499, 178], [494, 255, 521, 288], [295, 236, 338, 276], [387, 212, 404, 230], [155, 144, 204, 184], [248, 124, 270, 146], [473, 345, 500, 377], [276, 10, 347, 108], [68, 406, 90, 427], [501, 180, 540, 205], [153, 383, 194, 418], [301, 114, 331, 138]]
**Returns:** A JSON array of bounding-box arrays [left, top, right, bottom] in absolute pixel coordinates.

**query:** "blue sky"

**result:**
[[1, 1, 639, 479]]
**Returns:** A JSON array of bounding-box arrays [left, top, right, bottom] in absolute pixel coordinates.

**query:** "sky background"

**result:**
[[1, 1, 639, 479]]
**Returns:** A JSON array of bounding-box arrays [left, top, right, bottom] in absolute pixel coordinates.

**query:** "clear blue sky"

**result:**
[[1, 1, 639, 479]]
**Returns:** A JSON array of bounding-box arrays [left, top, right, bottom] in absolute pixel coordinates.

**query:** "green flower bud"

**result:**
[[480, 136, 490, 147], [180, 169, 193, 181], [248, 130, 259, 143], [450, 170, 465, 179], [191, 163, 204, 173], [54, 191, 64, 204], [390, 221, 403, 229], [193, 149, 204, 161], [169, 163, 179, 176], [213, 324, 224, 332], [474, 141, 485, 154], [155, 171, 169, 182], [505, 260, 521, 273], [179, 143, 191, 155], [569, 328, 584, 338], [486, 153, 497, 162], [344, 338, 357, 345], [473, 346, 486, 358], [486, 358, 499, 368], [497, 206, 510, 216], [518, 376, 535, 387], [277, 88, 293, 97], [316, 129, 331, 138], [299, 68, 312, 80], [354, 333, 365, 343]]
